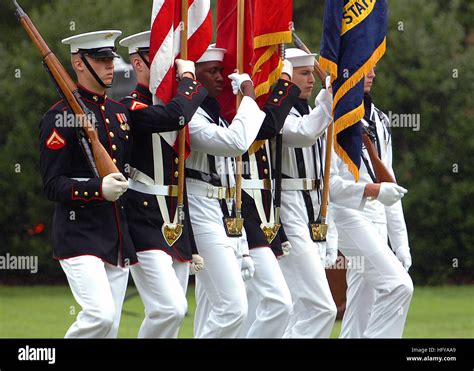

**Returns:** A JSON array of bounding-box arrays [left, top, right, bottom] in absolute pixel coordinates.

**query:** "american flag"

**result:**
[[149, 0, 211, 105]]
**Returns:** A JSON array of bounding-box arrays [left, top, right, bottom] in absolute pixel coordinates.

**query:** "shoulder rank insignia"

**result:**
[[46, 129, 66, 150], [130, 101, 149, 111]]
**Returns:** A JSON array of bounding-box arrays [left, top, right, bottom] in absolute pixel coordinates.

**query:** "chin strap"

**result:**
[[79, 52, 111, 88], [137, 50, 151, 69]]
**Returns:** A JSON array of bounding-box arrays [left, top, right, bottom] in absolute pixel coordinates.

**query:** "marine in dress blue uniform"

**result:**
[[118, 31, 207, 338], [40, 30, 204, 338]]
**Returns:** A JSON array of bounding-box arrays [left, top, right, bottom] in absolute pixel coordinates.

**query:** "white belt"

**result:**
[[128, 167, 178, 196], [241, 178, 273, 190], [72, 178, 90, 182], [281, 178, 320, 191], [128, 178, 178, 196], [186, 182, 230, 200]]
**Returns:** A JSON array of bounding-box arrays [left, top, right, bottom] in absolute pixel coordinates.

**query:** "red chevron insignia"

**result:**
[[46, 129, 66, 150], [130, 101, 149, 111]]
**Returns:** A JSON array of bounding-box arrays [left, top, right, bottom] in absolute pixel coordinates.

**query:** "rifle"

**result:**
[[12, 0, 119, 177], [362, 126, 396, 183]]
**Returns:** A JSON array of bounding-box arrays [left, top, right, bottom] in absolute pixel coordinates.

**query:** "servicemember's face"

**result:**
[[293, 66, 315, 100], [195, 61, 224, 98], [88, 56, 115, 86], [364, 67, 376, 93], [72, 54, 115, 91]]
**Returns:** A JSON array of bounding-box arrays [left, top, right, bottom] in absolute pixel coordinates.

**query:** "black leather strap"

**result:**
[[79, 52, 109, 88], [361, 152, 377, 183], [186, 168, 221, 186], [137, 50, 151, 69], [294, 148, 315, 223]]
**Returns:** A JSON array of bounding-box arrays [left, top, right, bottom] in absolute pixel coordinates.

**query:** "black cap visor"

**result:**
[[79, 47, 119, 59]]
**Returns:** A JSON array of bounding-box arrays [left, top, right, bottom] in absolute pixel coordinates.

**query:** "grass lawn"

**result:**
[[0, 284, 473, 338]]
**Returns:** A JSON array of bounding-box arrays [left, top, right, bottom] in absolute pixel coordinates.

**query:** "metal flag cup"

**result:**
[[261, 222, 281, 244], [161, 223, 183, 246], [223, 215, 244, 237]]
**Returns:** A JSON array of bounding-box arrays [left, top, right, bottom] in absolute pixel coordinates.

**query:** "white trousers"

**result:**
[[130, 250, 188, 338], [239, 247, 292, 338], [173, 259, 190, 295], [60, 255, 129, 338], [335, 213, 414, 338], [193, 234, 248, 338], [279, 239, 337, 338]]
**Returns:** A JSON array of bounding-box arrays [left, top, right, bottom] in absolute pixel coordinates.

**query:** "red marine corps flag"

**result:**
[[215, 0, 292, 120], [248, 0, 292, 153], [149, 0, 212, 156], [251, 0, 292, 108]]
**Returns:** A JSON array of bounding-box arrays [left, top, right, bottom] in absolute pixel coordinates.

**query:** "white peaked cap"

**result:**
[[119, 31, 151, 54], [61, 30, 122, 53], [196, 44, 227, 63], [285, 48, 317, 67]]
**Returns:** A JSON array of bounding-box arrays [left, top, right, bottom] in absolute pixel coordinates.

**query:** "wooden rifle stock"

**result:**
[[292, 31, 327, 85], [13, 0, 119, 177], [362, 128, 396, 183]]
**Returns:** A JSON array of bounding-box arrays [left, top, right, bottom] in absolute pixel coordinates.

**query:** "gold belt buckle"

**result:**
[[168, 185, 178, 197], [303, 178, 312, 190], [263, 179, 273, 191], [217, 186, 227, 200]]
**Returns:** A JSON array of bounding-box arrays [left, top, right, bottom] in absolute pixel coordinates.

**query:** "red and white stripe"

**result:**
[[149, 0, 180, 105], [149, 0, 211, 105], [187, 0, 212, 62]]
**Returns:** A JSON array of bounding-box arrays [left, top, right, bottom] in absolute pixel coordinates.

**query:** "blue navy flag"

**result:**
[[320, 0, 387, 181]]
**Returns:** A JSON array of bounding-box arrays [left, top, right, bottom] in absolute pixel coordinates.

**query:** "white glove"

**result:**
[[377, 182, 408, 206], [326, 216, 339, 268], [189, 254, 205, 275], [281, 59, 293, 80], [228, 73, 253, 95], [281, 241, 292, 257], [395, 248, 412, 272], [325, 75, 332, 90], [241, 254, 255, 281], [318, 242, 327, 265], [318, 241, 338, 268], [325, 242, 338, 268], [314, 88, 333, 120], [175, 59, 195, 79], [102, 173, 128, 201]]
